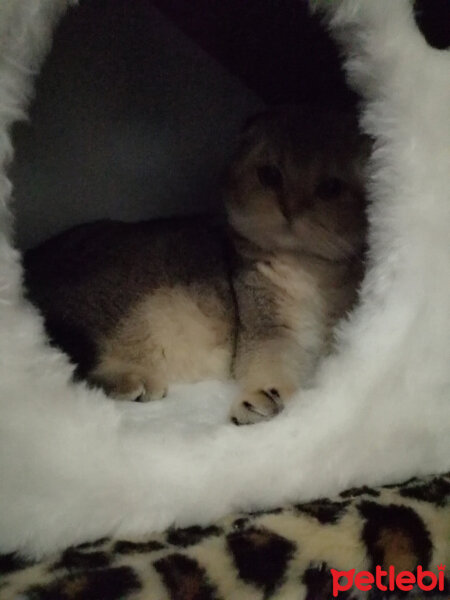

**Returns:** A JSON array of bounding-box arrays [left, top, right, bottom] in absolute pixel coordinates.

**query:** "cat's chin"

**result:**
[[288, 222, 363, 263], [297, 240, 362, 263], [227, 212, 362, 263]]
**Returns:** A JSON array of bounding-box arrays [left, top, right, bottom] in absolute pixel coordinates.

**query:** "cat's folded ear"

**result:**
[[232, 109, 277, 157], [240, 104, 311, 141], [242, 109, 275, 133], [239, 109, 275, 143], [239, 105, 295, 146], [241, 104, 299, 135]]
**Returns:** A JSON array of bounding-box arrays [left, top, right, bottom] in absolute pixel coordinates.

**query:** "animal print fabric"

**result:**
[[1, 474, 448, 599]]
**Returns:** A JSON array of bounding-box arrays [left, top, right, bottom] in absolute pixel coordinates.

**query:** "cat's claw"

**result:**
[[109, 382, 168, 403], [230, 389, 283, 425], [138, 386, 168, 402]]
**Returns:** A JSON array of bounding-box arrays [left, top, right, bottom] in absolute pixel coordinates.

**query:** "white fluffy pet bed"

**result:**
[[0, 0, 449, 558]]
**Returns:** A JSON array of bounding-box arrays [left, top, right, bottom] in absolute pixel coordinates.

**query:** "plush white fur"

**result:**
[[0, 0, 449, 557]]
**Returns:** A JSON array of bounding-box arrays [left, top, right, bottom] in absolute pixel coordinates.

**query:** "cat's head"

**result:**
[[225, 105, 370, 261]]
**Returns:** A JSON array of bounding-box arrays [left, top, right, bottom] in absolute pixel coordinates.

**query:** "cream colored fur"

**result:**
[[93, 286, 233, 401], [230, 253, 357, 423]]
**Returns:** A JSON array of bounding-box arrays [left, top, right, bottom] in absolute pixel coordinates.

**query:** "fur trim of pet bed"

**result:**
[[2, 474, 449, 599], [0, 0, 449, 558]]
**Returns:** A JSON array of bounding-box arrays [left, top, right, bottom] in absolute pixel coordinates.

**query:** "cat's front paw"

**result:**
[[109, 383, 167, 403], [93, 370, 168, 403], [139, 385, 168, 402], [230, 388, 283, 425]]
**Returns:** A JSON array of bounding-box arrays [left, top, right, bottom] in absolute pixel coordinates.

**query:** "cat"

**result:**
[[23, 105, 369, 425]]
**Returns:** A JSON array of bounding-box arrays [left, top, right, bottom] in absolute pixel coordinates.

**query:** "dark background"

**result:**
[[154, 0, 449, 103], [11, 0, 449, 248]]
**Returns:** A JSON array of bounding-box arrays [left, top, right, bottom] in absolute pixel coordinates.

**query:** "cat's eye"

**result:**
[[257, 165, 283, 189], [316, 177, 345, 200]]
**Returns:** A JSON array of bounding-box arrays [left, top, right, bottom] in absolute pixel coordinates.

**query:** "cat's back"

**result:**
[[24, 216, 228, 286], [23, 216, 233, 375]]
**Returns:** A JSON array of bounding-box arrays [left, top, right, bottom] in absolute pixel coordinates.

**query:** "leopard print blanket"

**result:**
[[1, 473, 448, 599]]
